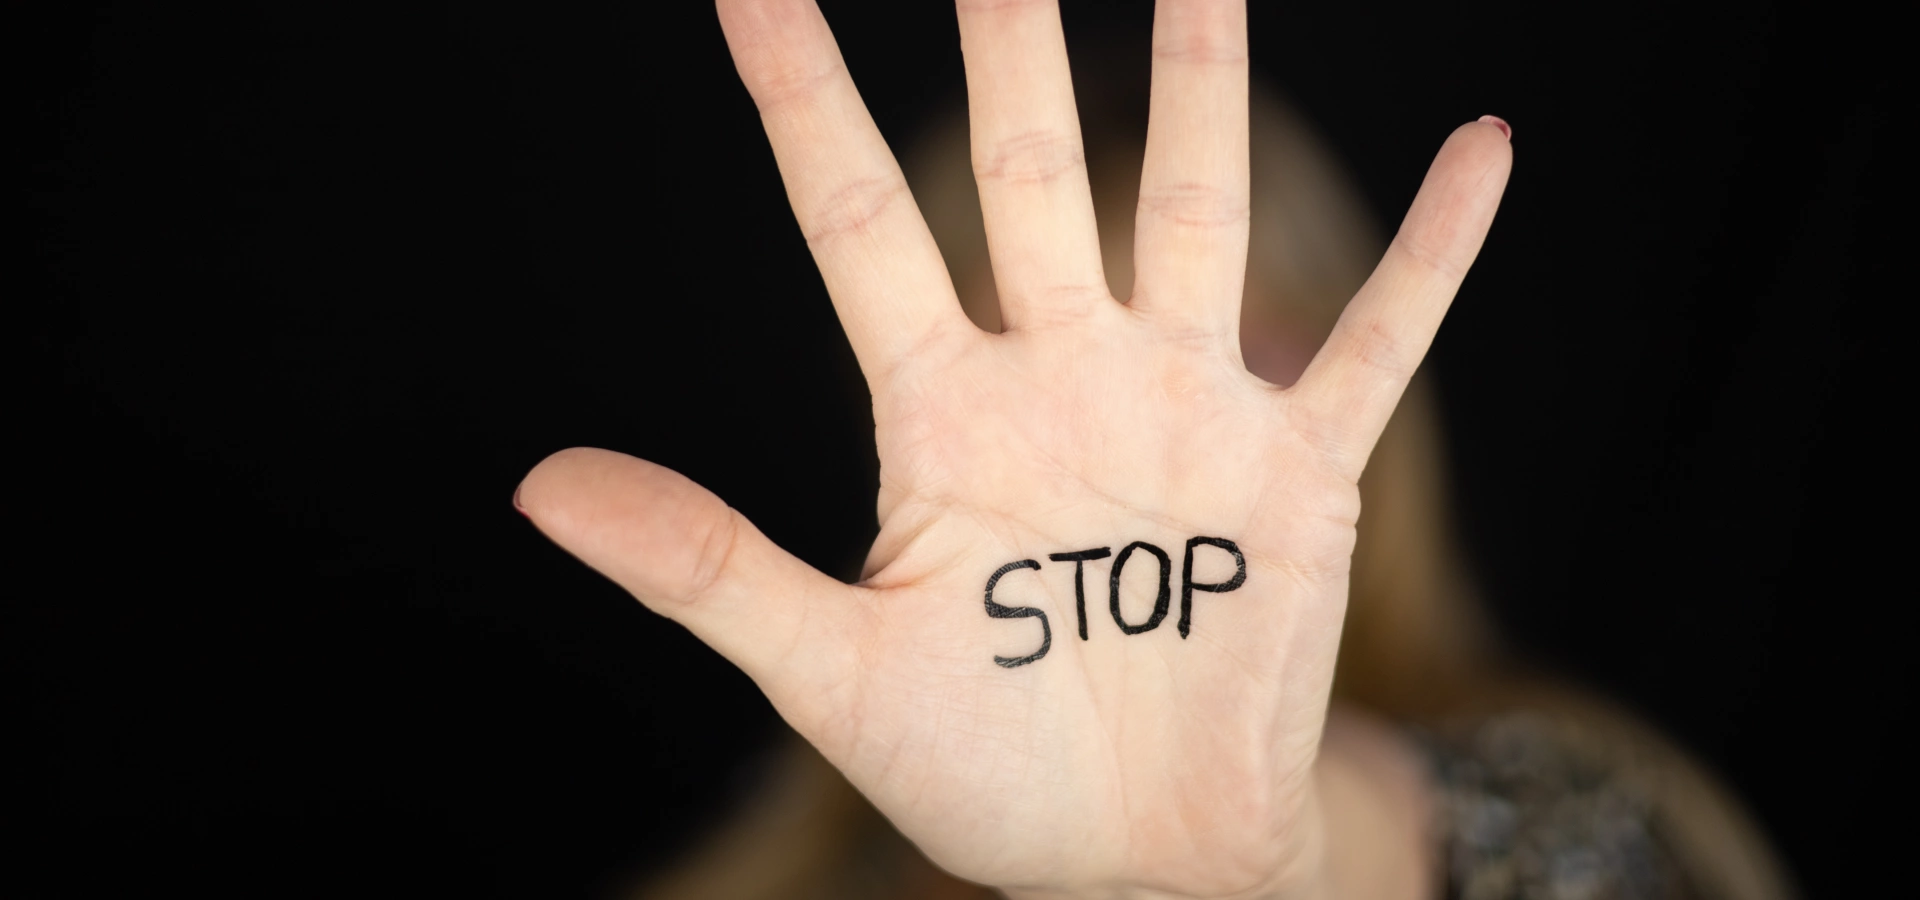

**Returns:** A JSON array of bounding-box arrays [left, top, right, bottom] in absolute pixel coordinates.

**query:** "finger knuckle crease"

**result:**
[[1393, 233, 1467, 281], [1152, 7, 1248, 66], [677, 508, 743, 607], [1139, 182, 1248, 229], [956, 0, 1052, 12], [975, 129, 1086, 186], [747, 61, 844, 111], [1351, 317, 1413, 377], [1152, 42, 1248, 65], [803, 177, 907, 244]]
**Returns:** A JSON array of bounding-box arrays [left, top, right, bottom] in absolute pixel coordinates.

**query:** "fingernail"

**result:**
[[512, 484, 529, 518], [1478, 115, 1512, 141]]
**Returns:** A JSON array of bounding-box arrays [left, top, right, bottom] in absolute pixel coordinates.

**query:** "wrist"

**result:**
[[1309, 706, 1438, 900], [1000, 706, 1434, 900]]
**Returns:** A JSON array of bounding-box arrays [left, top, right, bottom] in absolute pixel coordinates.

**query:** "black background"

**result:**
[[22, 1, 1902, 896]]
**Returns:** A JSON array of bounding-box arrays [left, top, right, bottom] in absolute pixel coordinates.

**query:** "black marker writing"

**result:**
[[1048, 548, 1112, 640], [984, 536, 1248, 666], [1109, 541, 1173, 635], [1179, 536, 1247, 639], [984, 559, 1050, 668]]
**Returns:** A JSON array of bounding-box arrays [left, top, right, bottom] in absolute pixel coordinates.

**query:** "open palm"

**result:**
[[519, 1, 1511, 897]]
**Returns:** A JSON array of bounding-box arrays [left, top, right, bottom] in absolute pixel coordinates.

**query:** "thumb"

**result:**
[[516, 447, 867, 724]]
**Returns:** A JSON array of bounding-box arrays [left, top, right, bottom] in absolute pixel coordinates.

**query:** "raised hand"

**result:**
[[517, 1, 1511, 897]]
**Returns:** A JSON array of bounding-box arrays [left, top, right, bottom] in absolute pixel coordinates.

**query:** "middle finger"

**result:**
[[1132, 0, 1250, 339], [958, 0, 1109, 330]]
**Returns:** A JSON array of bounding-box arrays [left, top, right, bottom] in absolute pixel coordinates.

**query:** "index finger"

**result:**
[[1294, 119, 1512, 478], [719, 0, 973, 376]]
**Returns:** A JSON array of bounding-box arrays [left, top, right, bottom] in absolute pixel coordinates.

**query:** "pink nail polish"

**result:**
[[1478, 115, 1512, 141]]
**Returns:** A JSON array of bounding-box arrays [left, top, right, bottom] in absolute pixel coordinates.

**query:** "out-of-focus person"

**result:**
[[627, 45, 1792, 900]]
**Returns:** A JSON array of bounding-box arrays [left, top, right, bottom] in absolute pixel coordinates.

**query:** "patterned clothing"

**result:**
[[1420, 712, 1701, 900]]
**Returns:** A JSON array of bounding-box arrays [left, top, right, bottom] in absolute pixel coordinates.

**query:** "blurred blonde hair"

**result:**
[[637, 74, 1791, 900]]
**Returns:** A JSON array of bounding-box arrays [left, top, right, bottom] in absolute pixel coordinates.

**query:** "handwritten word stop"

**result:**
[[984, 537, 1246, 668]]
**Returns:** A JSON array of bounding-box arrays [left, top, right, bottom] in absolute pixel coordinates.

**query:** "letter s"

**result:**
[[985, 559, 1051, 668]]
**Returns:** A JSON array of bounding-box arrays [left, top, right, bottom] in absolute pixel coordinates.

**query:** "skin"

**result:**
[[516, 1, 1512, 897]]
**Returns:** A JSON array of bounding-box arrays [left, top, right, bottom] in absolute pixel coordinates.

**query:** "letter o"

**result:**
[[1108, 541, 1172, 635]]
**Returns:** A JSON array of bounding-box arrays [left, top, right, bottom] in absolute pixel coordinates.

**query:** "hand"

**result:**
[[516, 0, 1510, 897]]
